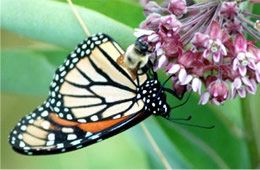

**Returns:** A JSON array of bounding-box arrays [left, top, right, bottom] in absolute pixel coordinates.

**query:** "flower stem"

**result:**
[[240, 96, 260, 168], [241, 10, 260, 19], [187, 1, 218, 12]]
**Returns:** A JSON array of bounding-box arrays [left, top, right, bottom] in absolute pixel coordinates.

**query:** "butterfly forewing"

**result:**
[[9, 33, 149, 155], [48, 34, 146, 122]]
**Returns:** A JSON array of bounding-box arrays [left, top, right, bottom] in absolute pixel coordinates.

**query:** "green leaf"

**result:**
[[1, 49, 58, 97], [241, 88, 260, 168], [56, 0, 145, 28], [1, 0, 136, 50]]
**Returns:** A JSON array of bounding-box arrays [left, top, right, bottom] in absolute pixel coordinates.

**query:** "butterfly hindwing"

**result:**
[[9, 103, 149, 155]]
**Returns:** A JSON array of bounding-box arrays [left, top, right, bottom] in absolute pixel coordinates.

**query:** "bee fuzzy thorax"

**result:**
[[124, 44, 149, 70]]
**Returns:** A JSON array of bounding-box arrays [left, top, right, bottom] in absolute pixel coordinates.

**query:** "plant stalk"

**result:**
[[240, 96, 260, 168]]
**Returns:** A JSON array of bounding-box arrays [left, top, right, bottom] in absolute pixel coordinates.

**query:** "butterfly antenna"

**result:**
[[168, 115, 192, 121], [156, 74, 174, 98], [161, 74, 174, 87], [167, 118, 215, 129], [170, 90, 192, 110]]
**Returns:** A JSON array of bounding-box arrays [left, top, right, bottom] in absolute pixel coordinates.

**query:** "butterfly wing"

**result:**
[[9, 33, 150, 155]]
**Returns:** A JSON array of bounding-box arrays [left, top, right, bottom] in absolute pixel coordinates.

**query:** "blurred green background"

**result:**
[[1, 0, 260, 169]]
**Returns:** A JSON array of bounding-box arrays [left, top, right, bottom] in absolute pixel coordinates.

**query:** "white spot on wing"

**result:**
[[90, 134, 100, 140], [38, 107, 44, 111], [86, 49, 91, 55], [41, 121, 50, 130], [46, 141, 54, 146], [90, 115, 98, 121], [21, 125, 27, 131], [113, 115, 121, 119], [48, 133, 55, 140], [18, 134, 23, 139], [82, 44, 87, 49], [76, 145, 83, 149], [77, 119, 87, 123], [62, 127, 74, 133], [54, 107, 60, 112], [70, 139, 82, 145], [71, 53, 77, 58], [23, 146, 30, 150], [67, 134, 77, 140], [41, 110, 48, 117], [19, 141, 25, 148], [85, 132, 92, 137], [72, 58, 79, 63], [66, 114, 73, 120], [57, 143, 64, 148]]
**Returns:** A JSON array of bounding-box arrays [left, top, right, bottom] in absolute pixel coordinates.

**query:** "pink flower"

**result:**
[[200, 79, 229, 105], [247, 43, 260, 82], [199, 92, 211, 105], [161, 34, 183, 58], [232, 34, 256, 76], [159, 15, 182, 34], [224, 18, 242, 35], [191, 77, 202, 94], [143, 1, 170, 16], [202, 21, 229, 63], [166, 51, 202, 94], [140, 13, 162, 31], [136, 0, 260, 105], [220, 2, 239, 19], [154, 54, 168, 71], [171, 76, 187, 97], [191, 32, 210, 51], [231, 77, 257, 99], [168, 0, 187, 17]]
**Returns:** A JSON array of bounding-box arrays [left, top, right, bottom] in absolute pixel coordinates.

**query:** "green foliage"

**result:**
[[1, 0, 260, 169], [56, 0, 145, 28]]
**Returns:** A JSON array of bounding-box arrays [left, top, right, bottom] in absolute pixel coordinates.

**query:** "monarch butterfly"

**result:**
[[9, 33, 172, 155]]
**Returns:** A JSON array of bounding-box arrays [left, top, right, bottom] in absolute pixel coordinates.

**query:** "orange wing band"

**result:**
[[50, 113, 129, 133]]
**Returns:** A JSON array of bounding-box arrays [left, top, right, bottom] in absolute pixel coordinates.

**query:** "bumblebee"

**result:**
[[124, 37, 151, 70]]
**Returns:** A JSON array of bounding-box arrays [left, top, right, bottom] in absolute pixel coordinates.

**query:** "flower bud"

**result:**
[[191, 32, 209, 51], [224, 19, 242, 35], [208, 79, 229, 104], [219, 2, 238, 19], [171, 76, 186, 97], [168, 0, 187, 17], [144, 1, 170, 16], [159, 15, 182, 33], [140, 13, 161, 31]]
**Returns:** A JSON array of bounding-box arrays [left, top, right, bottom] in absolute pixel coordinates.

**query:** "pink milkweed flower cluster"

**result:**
[[136, 0, 260, 105]]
